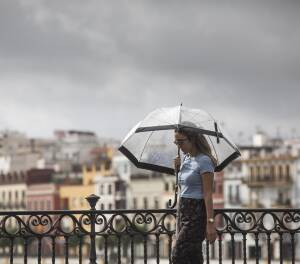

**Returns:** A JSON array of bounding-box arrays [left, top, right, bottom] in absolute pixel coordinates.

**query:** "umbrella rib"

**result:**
[[144, 108, 175, 127], [207, 135, 219, 163], [141, 106, 184, 128], [138, 131, 154, 162], [147, 115, 174, 126], [222, 135, 240, 152], [184, 111, 214, 127]]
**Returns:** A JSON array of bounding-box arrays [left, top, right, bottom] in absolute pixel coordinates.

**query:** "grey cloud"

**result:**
[[0, 0, 299, 142]]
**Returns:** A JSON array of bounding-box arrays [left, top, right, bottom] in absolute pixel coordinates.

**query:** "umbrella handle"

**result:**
[[168, 147, 181, 209], [168, 168, 180, 209], [168, 183, 178, 208]]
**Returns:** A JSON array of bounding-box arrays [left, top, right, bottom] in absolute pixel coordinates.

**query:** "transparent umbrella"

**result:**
[[119, 105, 241, 207]]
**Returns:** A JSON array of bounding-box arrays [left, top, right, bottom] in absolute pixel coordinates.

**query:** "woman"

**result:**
[[171, 126, 218, 264]]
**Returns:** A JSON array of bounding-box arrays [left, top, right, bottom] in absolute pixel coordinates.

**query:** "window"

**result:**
[[100, 184, 104, 195], [165, 182, 169, 192], [264, 166, 268, 177], [278, 192, 283, 203], [279, 165, 283, 180], [108, 203, 112, 210], [154, 198, 159, 209], [271, 165, 275, 177], [286, 165, 290, 178], [250, 167, 254, 178], [47, 201, 51, 210], [116, 200, 125, 209], [95, 163, 101, 171], [236, 186, 240, 202], [101, 204, 104, 210], [61, 198, 68, 210], [105, 161, 111, 170], [236, 163, 242, 172], [249, 245, 261, 259], [256, 166, 261, 178], [108, 184, 112, 195], [228, 186, 232, 202], [133, 198, 137, 209], [115, 181, 122, 192], [143, 198, 148, 209], [227, 241, 242, 259]]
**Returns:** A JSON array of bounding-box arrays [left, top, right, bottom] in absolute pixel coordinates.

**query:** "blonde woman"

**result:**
[[172, 126, 217, 264]]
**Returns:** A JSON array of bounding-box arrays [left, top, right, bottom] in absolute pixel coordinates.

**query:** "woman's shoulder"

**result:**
[[195, 153, 212, 163], [196, 154, 215, 173]]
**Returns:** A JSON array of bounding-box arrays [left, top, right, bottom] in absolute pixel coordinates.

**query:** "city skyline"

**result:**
[[0, 1, 299, 143]]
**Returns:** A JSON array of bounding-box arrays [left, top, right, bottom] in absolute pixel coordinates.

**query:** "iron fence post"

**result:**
[[86, 194, 100, 264]]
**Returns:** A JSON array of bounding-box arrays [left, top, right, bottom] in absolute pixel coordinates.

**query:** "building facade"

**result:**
[[0, 171, 26, 211]]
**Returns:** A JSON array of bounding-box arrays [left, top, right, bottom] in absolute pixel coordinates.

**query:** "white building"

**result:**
[[54, 130, 100, 164], [0, 172, 27, 211], [223, 157, 248, 209], [0, 130, 32, 155], [0, 130, 63, 174], [222, 132, 300, 260], [0, 153, 42, 174], [94, 174, 126, 211], [129, 172, 175, 210]]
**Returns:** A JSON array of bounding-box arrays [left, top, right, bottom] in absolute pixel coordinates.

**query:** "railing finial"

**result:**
[[85, 194, 100, 210]]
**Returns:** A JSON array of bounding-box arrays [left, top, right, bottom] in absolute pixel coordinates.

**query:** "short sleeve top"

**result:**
[[178, 153, 215, 199]]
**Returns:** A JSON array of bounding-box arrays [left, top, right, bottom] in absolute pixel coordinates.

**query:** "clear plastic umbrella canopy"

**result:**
[[119, 105, 240, 174]]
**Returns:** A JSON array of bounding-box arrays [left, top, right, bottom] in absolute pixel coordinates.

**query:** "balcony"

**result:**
[[271, 199, 292, 209], [0, 195, 299, 263], [242, 175, 293, 188]]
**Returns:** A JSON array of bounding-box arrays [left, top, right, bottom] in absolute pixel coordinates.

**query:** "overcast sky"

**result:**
[[0, 0, 299, 143]]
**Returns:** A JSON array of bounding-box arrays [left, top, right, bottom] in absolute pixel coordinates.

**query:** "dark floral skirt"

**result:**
[[172, 197, 207, 264]]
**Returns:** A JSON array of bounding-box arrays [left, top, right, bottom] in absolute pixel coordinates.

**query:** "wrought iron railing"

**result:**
[[0, 194, 300, 264]]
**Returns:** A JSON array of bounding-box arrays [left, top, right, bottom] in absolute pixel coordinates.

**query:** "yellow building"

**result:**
[[59, 160, 113, 210]]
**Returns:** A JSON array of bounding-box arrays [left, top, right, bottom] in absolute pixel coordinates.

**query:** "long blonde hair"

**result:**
[[175, 125, 218, 167]]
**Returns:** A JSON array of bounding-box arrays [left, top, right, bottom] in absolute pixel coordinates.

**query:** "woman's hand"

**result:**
[[173, 156, 181, 172], [206, 222, 217, 243]]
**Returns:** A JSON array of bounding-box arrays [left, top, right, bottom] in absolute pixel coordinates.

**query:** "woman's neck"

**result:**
[[189, 147, 200, 157]]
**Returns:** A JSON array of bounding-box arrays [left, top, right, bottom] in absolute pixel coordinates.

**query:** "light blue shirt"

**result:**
[[178, 153, 215, 199]]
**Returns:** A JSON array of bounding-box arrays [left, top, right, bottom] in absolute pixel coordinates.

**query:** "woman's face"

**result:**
[[174, 132, 192, 154]]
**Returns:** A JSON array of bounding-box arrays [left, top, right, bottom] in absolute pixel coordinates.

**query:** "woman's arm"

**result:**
[[202, 172, 214, 220], [202, 172, 217, 243]]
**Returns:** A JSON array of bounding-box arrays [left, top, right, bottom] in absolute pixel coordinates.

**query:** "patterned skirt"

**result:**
[[172, 197, 207, 264]]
